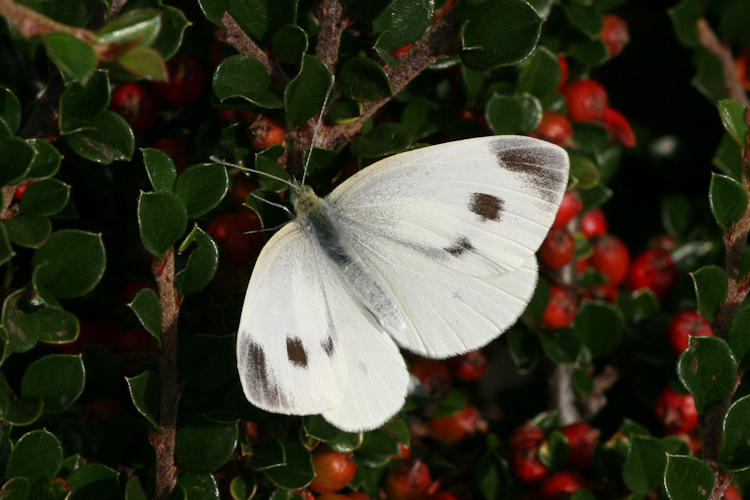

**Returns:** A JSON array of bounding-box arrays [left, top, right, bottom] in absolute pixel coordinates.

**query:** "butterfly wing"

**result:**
[[236, 222, 408, 430], [327, 135, 568, 357]]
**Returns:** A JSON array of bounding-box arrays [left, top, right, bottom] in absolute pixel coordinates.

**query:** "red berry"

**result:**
[[152, 53, 207, 108], [600, 14, 629, 57], [111, 83, 158, 132], [591, 234, 630, 286], [724, 483, 743, 500], [580, 208, 608, 238], [411, 359, 453, 395], [510, 422, 546, 449], [602, 107, 636, 147], [539, 228, 575, 270], [13, 179, 36, 200], [346, 494, 371, 500], [627, 249, 678, 301], [561, 422, 600, 471], [152, 137, 190, 172], [428, 405, 480, 444], [541, 286, 578, 329], [576, 257, 590, 275], [586, 283, 619, 303], [540, 471, 587, 499], [667, 311, 713, 354], [557, 55, 569, 91], [450, 349, 487, 381], [207, 212, 265, 266], [309, 448, 358, 494], [390, 44, 413, 58], [386, 460, 432, 500], [735, 49, 750, 91], [249, 115, 286, 151], [533, 112, 574, 148], [393, 442, 411, 461], [562, 80, 609, 122], [655, 386, 698, 433], [511, 442, 549, 484], [432, 0, 455, 22], [552, 191, 583, 229]]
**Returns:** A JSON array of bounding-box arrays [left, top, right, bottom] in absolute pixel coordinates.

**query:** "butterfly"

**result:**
[[236, 135, 569, 431]]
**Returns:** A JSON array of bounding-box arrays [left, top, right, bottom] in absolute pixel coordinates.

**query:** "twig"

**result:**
[[110, 0, 127, 16], [221, 12, 288, 86], [579, 365, 619, 420], [150, 249, 182, 499], [696, 17, 750, 500], [0, 185, 17, 221], [315, 0, 348, 72]]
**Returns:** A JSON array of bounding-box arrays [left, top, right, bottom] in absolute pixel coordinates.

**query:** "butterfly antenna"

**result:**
[[210, 156, 298, 191], [242, 221, 289, 235], [301, 74, 336, 186], [248, 191, 294, 219]]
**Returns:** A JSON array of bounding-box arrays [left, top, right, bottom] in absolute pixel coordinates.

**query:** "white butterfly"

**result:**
[[236, 135, 569, 431]]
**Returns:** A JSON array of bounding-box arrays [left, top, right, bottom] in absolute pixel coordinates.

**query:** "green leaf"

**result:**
[[302, 415, 364, 452], [382, 416, 411, 447], [0, 138, 35, 186], [177, 472, 219, 500], [128, 288, 162, 343], [709, 173, 748, 230], [0, 373, 43, 426], [6, 429, 63, 482], [284, 54, 332, 127], [728, 302, 750, 365], [262, 441, 314, 490], [460, 0, 542, 70], [623, 435, 689, 495], [228, 0, 268, 39], [569, 153, 601, 190], [68, 463, 120, 500], [538, 329, 583, 364], [5, 215, 52, 248], [485, 93, 542, 135], [339, 57, 392, 101], [575, 301, 624, 357], [175, 163, 229, 218], [568, 36, 608, 66], [152, 5, 190, 59], [617, 288, 660, 324], [434, 390, 468, 417], [19, 179, 70, 216], [41, 32, 97, 83], [126, 370, 161, 430], [175, 226, 219, 295], [229, 474, 257, 500], [373, 0, 433, 52], [2, 288, 79, 352], [506, 326, 539, 371], [669, 0, 702, 48], [125, 476, 148, 500], [563, 4, 603, 37], [0, 224, 12, 266], [21, 354, 85, 414], [350, 122, 413, 158], [58, 69, 110, 134], [721, 394, 750, 471], [66, 111, 135, 164], [137, 191, 189, 257], [250, 439, 286, 471], [32, 230, 106, 298], [26, 139, 63, 179], [539, 430, 569, 470], [689, 265, 728, 322], [663, 455, 713, 500], [0, 87, 21, 134], [713, 133, 743, 180], [142, 147, 177, 191], [356, 430, 400, 467], [718, 99, 749, 147], [516, 46, 562, 100], [693, 49, 727, 102], [271, 24, 308, 65], [176, 416, 238, 474], [118, 46, 169, 81], [212, 55, 281, 108], [0, 478, 30, 500], [97, 8, 162, 46], [677, 336, 738, 412]]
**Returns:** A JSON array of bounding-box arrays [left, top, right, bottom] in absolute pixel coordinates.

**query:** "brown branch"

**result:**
[[696, 17, 750, 500], [0, 185, 17, 221], [315, 0, 348, 72], [150, 249, 182, 499], [221, 12, 288, 86], [579, 365, 620, 420]]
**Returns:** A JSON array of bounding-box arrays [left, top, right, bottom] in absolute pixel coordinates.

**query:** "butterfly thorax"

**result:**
[[294, 185, 351, 266]]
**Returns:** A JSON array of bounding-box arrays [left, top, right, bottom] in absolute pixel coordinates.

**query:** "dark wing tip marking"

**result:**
[[444, 237, 474, 257], [321, 335, 336, 357], [247, 341, 288, 406], [470, 192, 503, 222], [493, 145, 567, 203], [286, 337, 309, 367]]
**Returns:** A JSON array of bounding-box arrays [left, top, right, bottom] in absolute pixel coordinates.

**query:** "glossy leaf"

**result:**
[[0, 373, 43, 426], [128, 288, 162, 343], [0, 138, 35, 186], [97, 8, 162, 46], [19, 179, 70, 216], [118, 46, 169, 81], [58, 69, 110, 134], [538, 329, 583, 365], [284, 55, 332, 127], [569, 37, 608, 66], [709, 173, 747, 230], [373, 0, 433, 51], [26, 139, 63, 179], [728, 302, 750, 365], [212, 55, 281, 108], [669, 0, 702, 48], [569, 154, 601, 190], [718, 99, 749, 147], [721, 394, 750, 470], [66, 111, 135, 164], [714, 133, 743, 180], [0, 224, 12, 266], [663, 455, 713, 500], [2, 288, 79, 352], [271, 24, 308, 65], [175, 226, 219, 295], [126, 370, 161, 430], [356, 429, 401, 468], [693, 50, 727, 102], [177, 472, 219, 500], [32, 230, 106, 298], [41, 32, 97, 82], [262, 440, 315, 490], [228, 0, 268, 39], [137, 191, 189, 256], [174, 163, 229, 218], [152, 5, 190, 59], [176, 417, 238, 473], [460, 0, 542, 70], [125, 476, 148, 500], [516, 46, 561, 100], [689, 265, 728, 322], [5, 215, 52, 248], [5, 429, 63, 482], [350, 123, 413, 158], [21, 354, 85, 414], [486, 93, 542, 135], [142, 147, 177, 192], [575, 301, 624, 357], [563, 4, 603, 37], [623, 435, 689, 495], [0, 87, 21, 134], [67, 463, 120, 500], [677, 336, 738, 412], [0, 477, 30, 500], [339, 57, 392, 101]]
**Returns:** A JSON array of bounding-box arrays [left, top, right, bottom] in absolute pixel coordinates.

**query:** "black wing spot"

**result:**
[[286, 337, 309, 367], [247, 341, 287, 405], [470, 193, 503, 222], [444, 237, 474, 257], [493, 145, 566, 203], [321, 335, 335, 357]]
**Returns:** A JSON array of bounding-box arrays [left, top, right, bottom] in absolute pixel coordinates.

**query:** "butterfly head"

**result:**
[[292, 185, 323, 221]]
